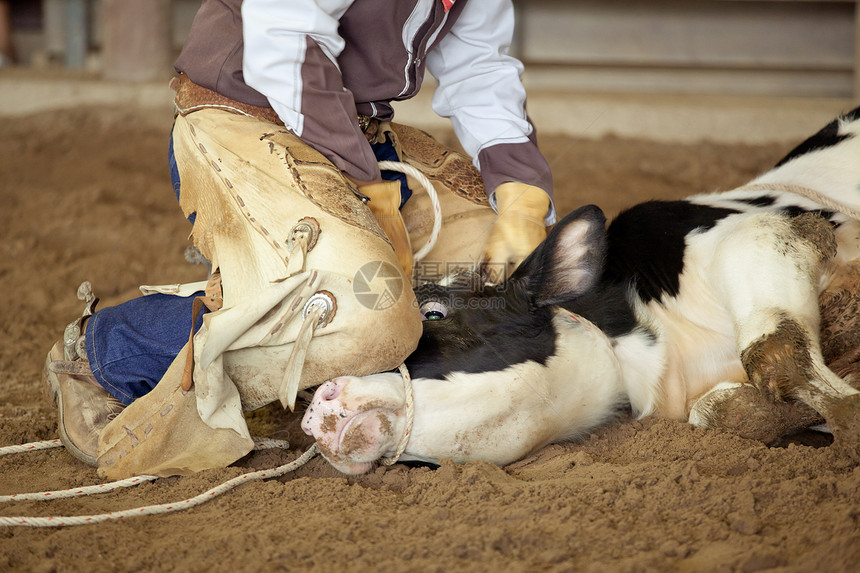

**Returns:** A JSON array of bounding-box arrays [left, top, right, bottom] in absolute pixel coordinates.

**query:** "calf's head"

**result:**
[[301, 206, 623, 474]]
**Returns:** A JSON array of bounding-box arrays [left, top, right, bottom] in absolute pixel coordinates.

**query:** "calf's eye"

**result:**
[[420, 301, 448, 321]]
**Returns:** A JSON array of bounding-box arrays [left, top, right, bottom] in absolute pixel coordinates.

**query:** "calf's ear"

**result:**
[[512, 204, 607, 306]]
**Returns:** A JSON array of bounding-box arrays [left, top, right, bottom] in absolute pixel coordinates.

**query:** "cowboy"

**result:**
[[44, 0, 556, 478]]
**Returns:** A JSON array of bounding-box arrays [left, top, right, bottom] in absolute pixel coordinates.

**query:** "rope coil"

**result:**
[[377, 160, 442, 262]]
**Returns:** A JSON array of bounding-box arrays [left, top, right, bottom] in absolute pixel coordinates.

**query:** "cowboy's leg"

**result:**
[[97, 109, 421, 479], [86, 291, 205, 405], [175, 110, 421, 406]]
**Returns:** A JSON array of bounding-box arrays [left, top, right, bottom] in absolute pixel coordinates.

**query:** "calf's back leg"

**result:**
[[708, 213, 859, 458]]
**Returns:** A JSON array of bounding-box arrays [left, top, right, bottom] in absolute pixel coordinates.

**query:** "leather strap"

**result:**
[[171, 75, 378, 140], [180, 272, 224, 392], [171, 74, 284, 126]]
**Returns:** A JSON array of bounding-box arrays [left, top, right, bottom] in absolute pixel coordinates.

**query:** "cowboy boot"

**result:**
[[43, 282, 125, 466]]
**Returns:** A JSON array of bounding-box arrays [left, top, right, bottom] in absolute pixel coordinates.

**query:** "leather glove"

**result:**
[[482, 182, 550, 282], [359, 180, 413, 280]]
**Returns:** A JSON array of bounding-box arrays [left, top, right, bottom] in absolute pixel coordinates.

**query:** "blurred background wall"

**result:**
[[2, 0, 858, 98]]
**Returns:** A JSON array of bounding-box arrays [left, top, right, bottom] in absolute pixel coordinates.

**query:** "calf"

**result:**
[[302, 107, 860, 474]]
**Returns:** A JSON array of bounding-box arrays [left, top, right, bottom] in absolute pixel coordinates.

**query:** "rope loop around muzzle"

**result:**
[[368, 160, 434, 465], [278, 160, 425, 462], [380, 363, 415, 466]]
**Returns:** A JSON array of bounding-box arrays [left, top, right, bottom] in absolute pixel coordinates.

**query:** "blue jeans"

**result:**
[[86, 127, 406, 405], [86, 292, 204, 406], [373, 137, 411, 208]]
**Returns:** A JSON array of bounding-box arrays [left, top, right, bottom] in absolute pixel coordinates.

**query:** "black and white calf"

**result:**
[[302, 107, 860, 474]]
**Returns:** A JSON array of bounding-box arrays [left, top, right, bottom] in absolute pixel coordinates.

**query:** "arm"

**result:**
[[426, 0, 556, 225], [241, 0, 381, 181]]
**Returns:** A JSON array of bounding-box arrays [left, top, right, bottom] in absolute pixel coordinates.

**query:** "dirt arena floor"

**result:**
[[1, 104, 859, 572]]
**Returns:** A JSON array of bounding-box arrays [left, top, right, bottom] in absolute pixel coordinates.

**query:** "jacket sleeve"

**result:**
[[426, 0, 555, 224], [241, 0, 381, 181]]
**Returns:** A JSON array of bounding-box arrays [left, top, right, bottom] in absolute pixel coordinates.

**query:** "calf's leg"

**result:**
[[706, 213, 859, 458], [690, 285, 860, 446]]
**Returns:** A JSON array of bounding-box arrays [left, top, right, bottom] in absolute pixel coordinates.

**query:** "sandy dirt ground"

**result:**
[[1, 103, 859, 573]]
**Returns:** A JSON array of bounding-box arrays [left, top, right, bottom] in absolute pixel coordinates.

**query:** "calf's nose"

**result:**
[[301, 378, 348, 436], [319, 379, 343, 401]]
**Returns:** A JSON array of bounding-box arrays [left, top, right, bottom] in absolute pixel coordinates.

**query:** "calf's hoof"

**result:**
[[688, 382, 822, 444], [827, 393, 860, 463]]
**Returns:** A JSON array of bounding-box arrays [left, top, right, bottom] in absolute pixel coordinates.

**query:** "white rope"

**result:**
[[736, 183, 860, 221], [0, 438, 292, 504], [0, 437, 289, 463], [0, 475, 159, 503], [1, 361, 414, 526], [377, 160, 441, 262], [380, 363, 415, 466], [0, 439, 63, 456], [0, 445, 318, 527], [1, 361, 413, 510], [249, 437, 293, 451]]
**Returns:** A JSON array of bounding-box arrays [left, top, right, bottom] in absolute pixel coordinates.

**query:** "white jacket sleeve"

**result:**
[[242, 0, 349, 134], [426, 0, 554, 222], [426, 0, 530, 158]]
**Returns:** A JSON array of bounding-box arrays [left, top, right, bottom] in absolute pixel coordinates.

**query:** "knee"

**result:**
[[740, 315, 813, 401]]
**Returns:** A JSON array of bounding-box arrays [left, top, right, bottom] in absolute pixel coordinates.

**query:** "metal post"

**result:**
[[65, 0, 87, 68], [854, 2, 860, 101], [102, 0, 172, 81]]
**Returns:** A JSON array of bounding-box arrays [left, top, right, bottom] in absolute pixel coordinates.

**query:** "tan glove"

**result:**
[[483, 182, 550, 282], [359, 180, 413, 280]]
